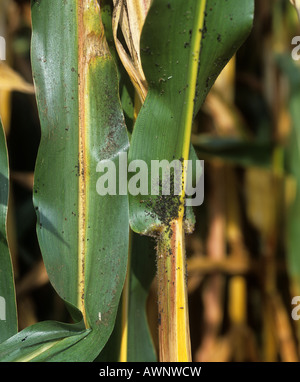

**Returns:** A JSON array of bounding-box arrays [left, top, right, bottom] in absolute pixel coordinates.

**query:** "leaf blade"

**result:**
[[0, 117, 17, 343], [128, 0, 254, 233], [12, 0, 131, 361]]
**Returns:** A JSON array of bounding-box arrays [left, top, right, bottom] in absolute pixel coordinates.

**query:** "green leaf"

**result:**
[[286, 95, 300, 288], [275, 53, 300, 346], [127, 232, 157, 361], [276, 55, 300, 291], [192, 136, 273, 168], [0, 117, 17, 343], [98, 232, 157, 362], [0, 0, 129, 361], [128, 0, 254, 234], [280, 55, 300, 291], [0, 308, 87, 362]]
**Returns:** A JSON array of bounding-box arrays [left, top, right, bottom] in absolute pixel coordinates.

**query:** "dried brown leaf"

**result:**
[[112, 0, 150, 102]]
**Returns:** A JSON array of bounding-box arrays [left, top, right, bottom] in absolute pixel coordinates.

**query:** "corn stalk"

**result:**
[[127, 0, 254, 361]]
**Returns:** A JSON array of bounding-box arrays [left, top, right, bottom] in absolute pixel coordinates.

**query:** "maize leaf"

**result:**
[[0, 0, 129, 361], [0, 117, 17, 343], [128, 0, 254, 362]]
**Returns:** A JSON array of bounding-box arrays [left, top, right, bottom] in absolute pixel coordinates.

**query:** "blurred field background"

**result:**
[[2, 0, 300, 362]]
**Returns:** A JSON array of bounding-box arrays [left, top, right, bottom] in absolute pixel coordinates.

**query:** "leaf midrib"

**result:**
[[77, 1, 88, 327], [178, 0, 207, 216]]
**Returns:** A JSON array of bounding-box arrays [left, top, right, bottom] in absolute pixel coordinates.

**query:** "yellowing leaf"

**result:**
[[0, 62, 34, 94], [290, 0, 300, 20]]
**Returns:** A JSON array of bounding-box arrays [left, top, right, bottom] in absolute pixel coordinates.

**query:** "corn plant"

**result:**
[[0, 0, 254, 362]]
